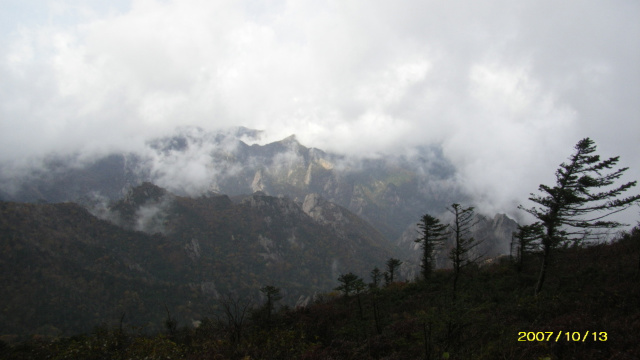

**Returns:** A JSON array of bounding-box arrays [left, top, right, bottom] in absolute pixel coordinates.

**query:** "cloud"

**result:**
[[134, 197, 172, 234], [1, 0, 638, 221]]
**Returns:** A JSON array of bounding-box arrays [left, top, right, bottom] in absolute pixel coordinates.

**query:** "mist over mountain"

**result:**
[[0, 127, 535, 337], [0, 126, 468, 245], [0, 127, 524, 276], [1, 2, 638, 355]]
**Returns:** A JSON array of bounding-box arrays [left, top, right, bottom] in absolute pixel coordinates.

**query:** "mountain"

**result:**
[[0, 127, 464, 245], [0, 182, 395, 337], [0, 127, 514, 290], [0, 199, 186, 337]]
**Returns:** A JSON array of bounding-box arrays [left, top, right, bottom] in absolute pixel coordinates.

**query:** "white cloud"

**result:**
[[1, 0, 638, 219]]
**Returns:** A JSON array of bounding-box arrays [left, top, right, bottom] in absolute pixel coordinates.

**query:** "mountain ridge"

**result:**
[[1, 127, 521, 290], [0, 182, 397, 337]]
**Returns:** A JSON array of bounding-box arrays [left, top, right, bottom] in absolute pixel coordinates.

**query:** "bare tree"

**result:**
[[215, 294, 253, 344]]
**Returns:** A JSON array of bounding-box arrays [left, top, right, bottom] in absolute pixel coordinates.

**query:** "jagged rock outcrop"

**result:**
[[251, 169, 266, 193]]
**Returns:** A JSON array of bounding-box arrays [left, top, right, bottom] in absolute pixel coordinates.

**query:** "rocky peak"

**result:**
[[271, 134, 305, 155], [280, 134, 299, 145]]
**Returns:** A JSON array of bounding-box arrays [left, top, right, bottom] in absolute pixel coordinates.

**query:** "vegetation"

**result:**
[[415, 214, 449, 280], [512, 222, 544, 273], [1, 227, 639, 359], [383, 258, 403, 286], [447, 203, 482, 299], [259, 285, 282, 326], [335, 272, 365, 298], [369, 267, 383, 289], [0, 186, 394, 338], [519, 138, 640, 294]]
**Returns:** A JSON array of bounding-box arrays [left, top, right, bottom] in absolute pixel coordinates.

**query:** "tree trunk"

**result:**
[[423, 321, 431, 360], [372, 294, 381, 335], [452, 270, 459, 301], [535, 245, 550, 296]]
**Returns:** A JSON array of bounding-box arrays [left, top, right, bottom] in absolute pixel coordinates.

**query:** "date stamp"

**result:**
[[518, 331, 607, 342]]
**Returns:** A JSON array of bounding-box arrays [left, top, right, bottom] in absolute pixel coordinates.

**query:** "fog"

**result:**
[[1, 0, 639, 223]]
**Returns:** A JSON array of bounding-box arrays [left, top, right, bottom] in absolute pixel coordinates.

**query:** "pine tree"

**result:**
[[384, 258, 403, 285], [415, 214, 449, 280], [335, 272, 364, 297], [259, 285, 282, 325], [448, 203, 481, 299], [513, 222, 543, 273], [369, 267, 383, 289], [519, 138, 640, 295]]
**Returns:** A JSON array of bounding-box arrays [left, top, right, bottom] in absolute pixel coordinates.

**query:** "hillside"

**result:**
[[0, 183, 396, 338], [2, 227, 638, 359], [0, 200, 190, 337]]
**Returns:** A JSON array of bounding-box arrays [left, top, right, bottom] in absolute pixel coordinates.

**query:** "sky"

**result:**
[[1, 0, 639, 222]]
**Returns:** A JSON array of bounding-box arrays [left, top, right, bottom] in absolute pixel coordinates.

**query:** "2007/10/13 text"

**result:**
[[518, 331, 607, 342]]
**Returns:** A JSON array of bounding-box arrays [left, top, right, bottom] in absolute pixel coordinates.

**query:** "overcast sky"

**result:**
[[1, 0, 639, 220]]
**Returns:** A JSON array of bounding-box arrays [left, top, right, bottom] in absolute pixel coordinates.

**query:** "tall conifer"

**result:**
[[415, 214, 449, 280], [519, 138, 640, 294]]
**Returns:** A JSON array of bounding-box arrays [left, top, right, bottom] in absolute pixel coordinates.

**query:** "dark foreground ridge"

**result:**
[[0, 183, 395, 338], [1, 227, 639, 359]]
